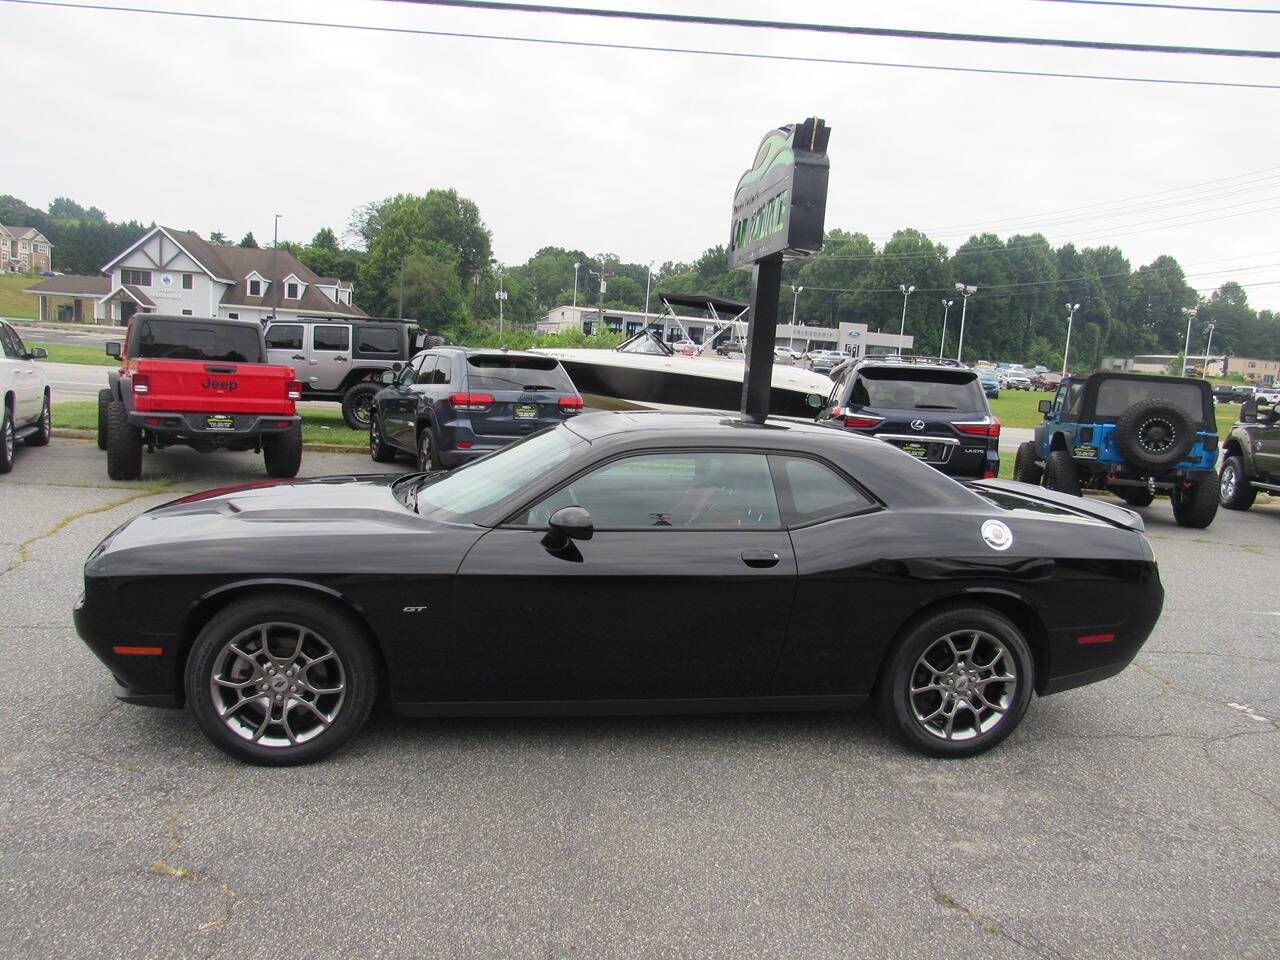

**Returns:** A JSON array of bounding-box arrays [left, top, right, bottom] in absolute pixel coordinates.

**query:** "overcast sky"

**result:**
[[5, 0, 1280, 309]]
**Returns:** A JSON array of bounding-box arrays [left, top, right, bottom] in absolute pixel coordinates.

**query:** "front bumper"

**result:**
[[74, 588, 182, 707]]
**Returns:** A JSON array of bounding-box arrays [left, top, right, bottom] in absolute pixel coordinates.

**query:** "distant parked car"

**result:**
[[979, 371, 1000, 399], [0, 319, 51, 473], [1032, 372, 1064, 391], [369, 347, 583, 470], [806, 350, 845, 374], [773, 346, 801, 364], [1001, 372, 1032, 391], [1213, 384, 1256, 405], [672, 339, 697, 355], [1255, 386, 1280, 405]]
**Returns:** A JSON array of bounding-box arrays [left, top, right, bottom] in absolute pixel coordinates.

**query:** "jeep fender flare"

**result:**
[[1048, 430, 1070, 453]]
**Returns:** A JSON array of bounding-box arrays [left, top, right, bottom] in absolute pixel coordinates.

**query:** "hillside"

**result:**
[[0, 274, 38, 319]]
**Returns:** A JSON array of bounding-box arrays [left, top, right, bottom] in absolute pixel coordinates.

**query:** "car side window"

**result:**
[[265, 324, 303, 351], [432, 356, 453, 386], [1, 324, 24, 359], [1063, 382, 1085, 419], [312, 325, 350, 352], [408, 355, 436, 386], [519, 452, 781, 530], [770, 455, 874, 526]]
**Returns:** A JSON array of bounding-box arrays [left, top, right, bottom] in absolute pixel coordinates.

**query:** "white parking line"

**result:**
[[1228, 702, 1272, 723]]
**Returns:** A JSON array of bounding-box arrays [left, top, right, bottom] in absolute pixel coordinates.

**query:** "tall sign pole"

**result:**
[[729, 118, 831, 423]]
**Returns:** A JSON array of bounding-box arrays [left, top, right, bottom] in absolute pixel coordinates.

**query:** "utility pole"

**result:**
[[938, 299, 953, 358], [398, 259, 405, 319], [954, 283, 977, 363], [1063, 302, 1080, 375], [271, 213, 281, 321], [590, 267, 607, 335]]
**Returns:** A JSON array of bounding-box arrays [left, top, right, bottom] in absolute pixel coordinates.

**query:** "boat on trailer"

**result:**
[[536, 292, 833, 418]]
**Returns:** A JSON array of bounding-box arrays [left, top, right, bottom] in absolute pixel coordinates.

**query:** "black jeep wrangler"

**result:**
[[1219, 398, 1280, 511], [1014, 372, 1220, 528]]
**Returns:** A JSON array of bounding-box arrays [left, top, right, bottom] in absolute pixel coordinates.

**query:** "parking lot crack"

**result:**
[[928, 875, 1065, 959], [1, 482, 172, 576]]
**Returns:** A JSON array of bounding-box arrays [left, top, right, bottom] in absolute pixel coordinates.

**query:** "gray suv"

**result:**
[[264, 317, 433, 429], [369, 347, 584, 470]]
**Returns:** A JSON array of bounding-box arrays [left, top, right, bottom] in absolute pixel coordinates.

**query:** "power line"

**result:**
[[381, 0, 1280, 58], [1028, 0, 1280, 14], [4, 0, 1279, 90]]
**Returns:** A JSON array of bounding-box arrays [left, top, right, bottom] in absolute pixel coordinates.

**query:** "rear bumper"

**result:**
[[128, 411, 299, 438]]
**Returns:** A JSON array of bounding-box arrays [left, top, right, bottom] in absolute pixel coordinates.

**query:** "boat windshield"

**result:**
[[616, 330, 672, 356]]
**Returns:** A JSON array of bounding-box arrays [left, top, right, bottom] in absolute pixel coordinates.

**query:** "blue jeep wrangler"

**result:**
[[1013, 372, 1220, 528]]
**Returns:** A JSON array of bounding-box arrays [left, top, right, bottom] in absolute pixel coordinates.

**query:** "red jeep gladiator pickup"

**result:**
[[98, 315, 303, 480]]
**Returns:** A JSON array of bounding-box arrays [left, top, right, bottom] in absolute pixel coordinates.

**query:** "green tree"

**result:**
[[209, 230, 227, 244], [239, 232, 258, 248], [311, 227, 338, 251]]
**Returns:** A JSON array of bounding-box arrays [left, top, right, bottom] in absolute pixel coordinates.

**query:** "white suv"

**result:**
[[0, 320, 51, 473]]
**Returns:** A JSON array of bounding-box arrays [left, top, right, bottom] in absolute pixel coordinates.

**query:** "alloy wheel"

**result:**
[[2, 415, 13, 461], [1220, 463, 1238, 501], [352, 397, 374, 428], [417, 431, 431, 471], [909, 629, 1016, 742], [208, 622, 346, 748], [1136, 417, 1176, 455]]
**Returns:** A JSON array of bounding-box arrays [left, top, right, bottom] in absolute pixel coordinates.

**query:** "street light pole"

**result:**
[[938, 299, 953, 358], [954, 283, 977, 363], [1204, 322, 1216, 369], [494, 271, 506, 336], [1062, 302, 1080, 376], [573, 261, 580, 308], [791, 285, 804, 351], [270, 213, 281, 321], [1181, 307, 1195, 376], [898, 284, 915, 344]]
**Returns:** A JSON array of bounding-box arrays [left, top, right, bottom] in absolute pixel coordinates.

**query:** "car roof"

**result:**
[[415, 347, 560, 362]]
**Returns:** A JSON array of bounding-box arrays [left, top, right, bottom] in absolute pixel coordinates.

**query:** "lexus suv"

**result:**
[[816, 355, 1000, 479], [369, 347, 584, 470]]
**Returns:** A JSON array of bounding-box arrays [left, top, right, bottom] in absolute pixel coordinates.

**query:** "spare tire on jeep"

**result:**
[[1112, 398, 1196, 472]]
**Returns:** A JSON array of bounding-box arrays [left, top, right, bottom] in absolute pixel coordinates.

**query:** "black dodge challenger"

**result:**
[[75, 411, 1164, 765]]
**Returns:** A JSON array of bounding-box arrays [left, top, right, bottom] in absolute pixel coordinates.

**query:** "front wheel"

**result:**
[[1172, 475, 1219, 528], [876, 604, 1035, 758], [183, 595, 378, 765], [416, 424, 442, 472], [1012, 442, 1042, 485], [369, 414, 396, 463], [1042, 449, 1081, 496], [25, 393, 51, 447], [1219, 456, 1257, 511], [97, 388, 111, 450]]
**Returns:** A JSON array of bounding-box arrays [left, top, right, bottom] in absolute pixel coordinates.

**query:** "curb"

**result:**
[[51, 428, 367, 454]]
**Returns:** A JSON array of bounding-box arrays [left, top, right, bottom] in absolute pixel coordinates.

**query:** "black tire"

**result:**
[[369, 413, 396, 463], [0, 402, 14, 475], [340, 382, 381, 431], [876, 604, 1035, 758], [97, 388, 110, 450], [1115, 488, 1154, 507], [183, 594, 378, 766], [1171, 474, 1219, 529], [1218, 456, 1257, 511], [416, 423, 442, 472], [105, 400, 142, 480], [1012, 441, 1042, 485], [263, 422, 303, 478], [1113, 398, 1196, 472], [1042, 449, 1081, 496], [24, 392, 51, 447]]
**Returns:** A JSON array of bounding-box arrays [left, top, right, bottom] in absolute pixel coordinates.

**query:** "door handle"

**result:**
[[333, 357, 348, 363], [740, 550, 781, 568], [291, 354, 306, 361]]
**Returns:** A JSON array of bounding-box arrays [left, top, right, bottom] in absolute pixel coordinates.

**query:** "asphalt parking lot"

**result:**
[[0, 438, 1276, 959]]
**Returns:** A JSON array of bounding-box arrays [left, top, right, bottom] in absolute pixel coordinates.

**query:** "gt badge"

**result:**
[[981, 519, 1013, 551], [402, 606, 428, 613]]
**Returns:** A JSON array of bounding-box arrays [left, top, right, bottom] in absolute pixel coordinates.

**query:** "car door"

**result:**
[[263, 322, 307, 378], [383, 354, 431, 450], [0, 323, 39, 423], [1258, 403, 1280, 481], [450, 450, 798, 702], [309, 323, 352, 391]]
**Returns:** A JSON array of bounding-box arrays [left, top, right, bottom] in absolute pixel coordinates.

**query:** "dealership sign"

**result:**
[[728, 118, 831, 269]]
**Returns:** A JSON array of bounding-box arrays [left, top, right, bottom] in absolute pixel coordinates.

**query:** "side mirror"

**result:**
[[105, 341, 121, 359], [1241, 400, 1258, 423], [28, 347, 47, 360], [806, 393, 823, 409], [1038, 399, 1052, 415], [381, 370, 397, 385], [541, 506, 594, 551]]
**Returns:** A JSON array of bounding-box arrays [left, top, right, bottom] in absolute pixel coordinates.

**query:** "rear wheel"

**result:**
[[369, 414, 396, 463], [0, 403, 14, 474], [1012, 441, 1042, 485], [416, 424, 442, 472], [97, 388, 111, 450], [340, 382, 381, 431], [24, 392, 50, 447], [183, 594, 378, 765], [1219, 456, 1257, 511], [1115, 488, 1154, 507], [263, 422, 303, 478], [105, 400, 142, 480], [1171, 474, 1219, 528], [1042, 449, 1081, 496], [876, 604, 1034, 758]]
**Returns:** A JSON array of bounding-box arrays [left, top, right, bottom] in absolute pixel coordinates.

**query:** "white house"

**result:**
[[92, 226, 365, 324], [1, 225, 52, 273]]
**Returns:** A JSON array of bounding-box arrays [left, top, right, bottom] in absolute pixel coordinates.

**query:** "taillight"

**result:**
[[831, 408, 883, 429], [983, 467, 999, 479], [449, 392, 494, 411], [558, 396, 584, 412], [132, 373, 149, 394], [956, 417, 1000, 438], [286, 379, 302, 401]]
